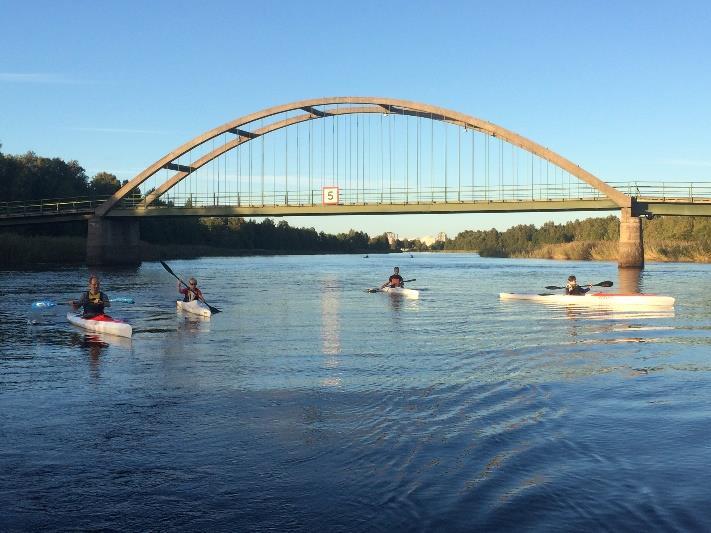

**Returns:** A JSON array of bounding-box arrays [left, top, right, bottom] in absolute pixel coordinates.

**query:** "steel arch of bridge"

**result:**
[[95, 97, 630, 216]]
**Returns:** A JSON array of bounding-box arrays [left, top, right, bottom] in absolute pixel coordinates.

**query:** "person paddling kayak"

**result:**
[[178, 277, 205, 303], [381, 267, 405, 289], [565, 275, 591, 296], [71, 275, 110, 318]]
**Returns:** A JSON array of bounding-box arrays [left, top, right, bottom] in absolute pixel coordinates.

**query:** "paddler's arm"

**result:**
[[71, 293, 86, 309], [101, 291, 111, 308]]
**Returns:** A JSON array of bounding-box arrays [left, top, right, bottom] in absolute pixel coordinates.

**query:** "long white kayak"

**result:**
[[67, 312, 133, 338], [499, 292, 675, 307], [176, 299, 212, 317], [381, 286, 420, 299]]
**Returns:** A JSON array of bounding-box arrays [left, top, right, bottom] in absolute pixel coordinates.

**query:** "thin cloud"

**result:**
[[0, 72, 85, 84], [659, 158, 711, 168]]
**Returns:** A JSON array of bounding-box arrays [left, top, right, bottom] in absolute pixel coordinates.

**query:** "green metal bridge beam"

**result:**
[[633, 200, 711, 217], [0, 213, 94, 226]]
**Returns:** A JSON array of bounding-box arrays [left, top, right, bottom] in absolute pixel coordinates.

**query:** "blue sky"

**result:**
[[2, 0, 710, 238]]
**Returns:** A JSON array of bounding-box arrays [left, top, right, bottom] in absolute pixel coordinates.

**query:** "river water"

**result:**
[[1, 254, 710, 531]]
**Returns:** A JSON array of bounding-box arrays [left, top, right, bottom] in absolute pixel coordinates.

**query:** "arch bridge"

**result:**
[[3, 97, 710, 267]]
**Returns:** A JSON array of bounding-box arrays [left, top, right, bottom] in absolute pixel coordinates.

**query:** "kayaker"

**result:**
[[178, 277, 204, 303], [381, 267, 404, 289], [565, 275, 591, 296], [71, 275, 110, 318]]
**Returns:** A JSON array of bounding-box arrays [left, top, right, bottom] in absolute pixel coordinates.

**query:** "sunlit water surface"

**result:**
[[1, 254, 710, 531]]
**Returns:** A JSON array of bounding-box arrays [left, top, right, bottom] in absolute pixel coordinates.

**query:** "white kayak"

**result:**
[[499, 292, 675, 307], [176, 299, 212, 317], [67, 312, 133, 338], [381, 286, 420, 299]]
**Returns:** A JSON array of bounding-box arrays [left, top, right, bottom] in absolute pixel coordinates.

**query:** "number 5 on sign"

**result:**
[[322, 186, 339, 205]]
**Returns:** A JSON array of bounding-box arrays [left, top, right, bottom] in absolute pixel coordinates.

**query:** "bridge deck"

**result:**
[[2, 188, 710, 226]]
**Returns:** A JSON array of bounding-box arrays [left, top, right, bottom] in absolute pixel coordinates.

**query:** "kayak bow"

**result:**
[[66, 312, 133, 338], [381, 286, 420, 299], [176, 299, 212, 317]]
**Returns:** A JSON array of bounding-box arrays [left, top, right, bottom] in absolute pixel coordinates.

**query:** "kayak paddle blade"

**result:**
[[111, 297, 135, 304], [31, 300, 57, 309]]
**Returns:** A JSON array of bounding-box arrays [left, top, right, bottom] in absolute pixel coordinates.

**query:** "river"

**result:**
[[1, 254, 710, 531]]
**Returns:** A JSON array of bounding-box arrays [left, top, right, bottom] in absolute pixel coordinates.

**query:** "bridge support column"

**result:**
[[618, 208, 644, 269], [86, 217, 141, 266]]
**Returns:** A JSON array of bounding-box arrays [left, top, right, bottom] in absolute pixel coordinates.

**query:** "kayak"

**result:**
[[176, 299, 212, 317], [381, 286, 420, 299], [66, 312, 133, 338], [499, 292, 675, 307]]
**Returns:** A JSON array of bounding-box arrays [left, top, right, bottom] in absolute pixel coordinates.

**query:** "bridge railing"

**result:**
[[0, 196, 110, 218], [131, 182, 607, 209], [608, 182, 711, 201]]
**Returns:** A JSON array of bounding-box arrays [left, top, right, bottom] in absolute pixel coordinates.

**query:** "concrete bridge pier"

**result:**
[[86, 217, 141, 266], [618, 208, 644, 269]]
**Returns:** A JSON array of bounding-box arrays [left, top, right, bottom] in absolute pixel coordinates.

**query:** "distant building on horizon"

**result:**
[[385, 232, 398, 246], [419, 232, 447, 246]]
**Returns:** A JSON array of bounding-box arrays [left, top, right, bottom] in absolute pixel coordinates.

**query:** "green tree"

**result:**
[[90, 172, 122, 197]]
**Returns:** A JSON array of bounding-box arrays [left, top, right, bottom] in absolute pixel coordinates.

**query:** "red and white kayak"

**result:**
[[67, 312, 133, 338], [176, 299, 212, 317], [499, 292, 675, 307]]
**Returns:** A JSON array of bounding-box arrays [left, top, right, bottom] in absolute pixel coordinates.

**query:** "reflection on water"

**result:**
[[552, 305, 676, 322], [618, 267, 643, 293], [177, 312, 212, 333], [1, 255, 710, 531], [320, 277, 341, 356], [67, 332, 132, 378], [320, 276, 342, 388]]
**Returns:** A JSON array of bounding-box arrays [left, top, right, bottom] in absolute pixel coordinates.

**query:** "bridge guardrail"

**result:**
[[132, 183, 607, 209], [0, 196, 111, 218], [608, 182, 711, 202]]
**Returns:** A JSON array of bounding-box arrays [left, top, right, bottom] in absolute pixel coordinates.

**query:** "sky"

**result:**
[[1, 0, 710, 239]]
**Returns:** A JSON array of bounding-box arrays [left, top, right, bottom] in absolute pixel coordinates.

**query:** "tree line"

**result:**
[[443, 215, 711, 256], [0, 148, 123, 201]]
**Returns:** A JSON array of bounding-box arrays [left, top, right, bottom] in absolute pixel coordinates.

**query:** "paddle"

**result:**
[[366, 279, 416, 293], [159, 260, 221, 314], [545, 280, 614, 290], [31, 297, 134, 309]]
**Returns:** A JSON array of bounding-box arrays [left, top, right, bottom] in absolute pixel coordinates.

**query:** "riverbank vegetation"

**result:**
[[443, 215, 711, 262]]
